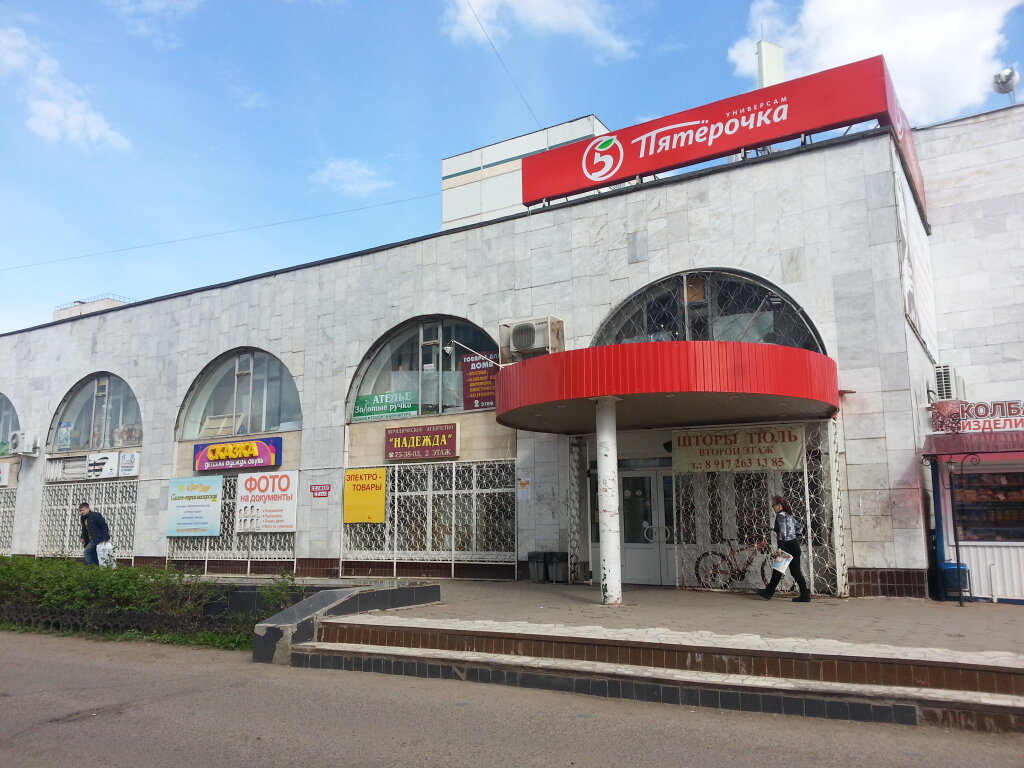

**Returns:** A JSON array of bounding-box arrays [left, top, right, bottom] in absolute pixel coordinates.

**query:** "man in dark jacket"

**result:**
[[79, 502, 110, 566]]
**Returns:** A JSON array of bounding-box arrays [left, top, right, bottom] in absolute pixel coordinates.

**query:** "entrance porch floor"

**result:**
[[334, 579, 1024, 655]]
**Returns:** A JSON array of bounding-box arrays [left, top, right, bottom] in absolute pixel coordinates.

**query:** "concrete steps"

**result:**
[[290, 615, 1024, 732]]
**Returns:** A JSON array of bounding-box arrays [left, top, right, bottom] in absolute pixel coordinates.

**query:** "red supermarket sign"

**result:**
[[522, 56, 924, 214]]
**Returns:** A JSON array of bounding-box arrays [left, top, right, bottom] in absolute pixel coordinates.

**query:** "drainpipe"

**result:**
[[929, 458, 946, 562], [594, 396, 622, 606]]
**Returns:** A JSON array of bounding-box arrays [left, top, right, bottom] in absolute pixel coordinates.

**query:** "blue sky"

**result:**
[[1, 0, 1021, 334]]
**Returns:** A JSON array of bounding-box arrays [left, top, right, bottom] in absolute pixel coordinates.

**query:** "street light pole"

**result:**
[[443, 339, 509, 368]]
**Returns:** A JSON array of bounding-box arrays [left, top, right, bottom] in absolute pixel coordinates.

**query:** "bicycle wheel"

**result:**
[[760, 556, 773, 588], [694, 551, 732, 590]]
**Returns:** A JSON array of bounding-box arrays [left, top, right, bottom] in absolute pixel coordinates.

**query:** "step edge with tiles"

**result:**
[[290, 641, 1024, 731], [293, 641, 1022, 710], [315, 622, 1024, 695], [318, 616, 1024, 671]]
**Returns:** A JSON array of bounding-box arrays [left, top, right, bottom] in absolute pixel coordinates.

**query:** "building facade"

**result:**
[[0, 69, 1021, 600]]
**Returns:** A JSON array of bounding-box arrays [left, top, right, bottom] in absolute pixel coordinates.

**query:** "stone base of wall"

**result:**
[[847, 568, 928, 598], [296, 558, 339, 578], [164, 558, 295, 575], [133, 556, 168, 568], [340, 560, 516, 580]]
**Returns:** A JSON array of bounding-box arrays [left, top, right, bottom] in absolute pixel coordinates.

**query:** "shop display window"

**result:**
[[952, 471, 1024, 543], [179, 350, 302, 440], [352, 318, 498, 421], [50, 374, 142, 452], [0, 394, 19, 456], [592, 270, 822, 352]]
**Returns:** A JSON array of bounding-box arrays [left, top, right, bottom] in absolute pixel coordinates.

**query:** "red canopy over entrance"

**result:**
[[495, 341, 839, 434]]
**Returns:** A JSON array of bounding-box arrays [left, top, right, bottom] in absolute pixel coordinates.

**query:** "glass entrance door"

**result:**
[[615, 471, 677, 586], [620, 473, 657, 584]]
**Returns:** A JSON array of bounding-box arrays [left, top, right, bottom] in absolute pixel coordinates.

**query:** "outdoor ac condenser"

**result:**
[[498, 316, 565, 363], [8, 430, 38, 457], [934, 364, 966, 401]]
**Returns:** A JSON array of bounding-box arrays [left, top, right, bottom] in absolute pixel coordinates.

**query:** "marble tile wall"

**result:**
[[916, 105, 1024, 402], [6, 115, 1004, 572]]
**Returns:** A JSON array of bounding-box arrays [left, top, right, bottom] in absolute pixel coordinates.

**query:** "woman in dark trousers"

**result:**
[[758, 496, 811, 602]]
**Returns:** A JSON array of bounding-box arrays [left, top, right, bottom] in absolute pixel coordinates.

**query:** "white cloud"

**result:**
[[231, 85, 267, 110], [0, 26, 35, 75], [0, 26, 131, 150], [311, 159, 393, 197], [728, 0, 1023, 125], [444, 0, 633, 60], [105, 0, 205, 47]]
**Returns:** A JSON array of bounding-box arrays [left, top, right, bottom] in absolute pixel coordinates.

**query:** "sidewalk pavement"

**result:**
[[378, 580, 1024, 656], [284, 578, 1024, 730]]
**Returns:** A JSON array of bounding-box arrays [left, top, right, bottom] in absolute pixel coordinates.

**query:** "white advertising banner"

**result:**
[[167, 476, 223, 537], [672, 425, 805, 474], [87, 453, 119, 479], [236, 471, 298, 532], [118, 452, 140, 477], [0, 463, 9, 487]]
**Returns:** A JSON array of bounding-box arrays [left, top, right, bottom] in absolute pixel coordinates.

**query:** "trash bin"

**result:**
[[527, 551, 548, 582], [546, 551, 569, 583], [941, 562, 970, 594]]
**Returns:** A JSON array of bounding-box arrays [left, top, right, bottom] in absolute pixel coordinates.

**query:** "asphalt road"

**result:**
[[1, 632, 1021, 768]]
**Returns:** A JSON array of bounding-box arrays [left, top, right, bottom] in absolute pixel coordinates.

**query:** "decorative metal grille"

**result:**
[[673, 421, 841, 595], [567, 440, 582, 583], [37, 480, 138, 560], [167, 476, 295, 564], [344, 460, 516, 566], [0, 487, 16, 555], [829, 420, 849, 596]]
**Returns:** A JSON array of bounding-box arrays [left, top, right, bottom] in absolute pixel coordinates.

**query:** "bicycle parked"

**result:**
[[694, 538, 777, 590]]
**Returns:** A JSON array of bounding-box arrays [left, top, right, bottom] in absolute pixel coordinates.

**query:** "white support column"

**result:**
[[595, 396, 622, 606]]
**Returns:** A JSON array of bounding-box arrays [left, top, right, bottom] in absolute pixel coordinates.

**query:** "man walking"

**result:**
[[79, 502, 110, 566]]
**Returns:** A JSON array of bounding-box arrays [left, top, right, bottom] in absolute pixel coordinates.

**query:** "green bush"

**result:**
[[257, 569, 298, 613], [0, 556, 254, 650], [0, 556, 223, 615]]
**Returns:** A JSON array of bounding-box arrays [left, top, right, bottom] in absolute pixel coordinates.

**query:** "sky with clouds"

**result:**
[[0, 0, 1021, 334]]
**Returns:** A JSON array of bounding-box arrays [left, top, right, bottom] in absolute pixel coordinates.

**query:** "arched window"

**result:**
[[0, 394, 20, 456], [179, 349, 301, 440], [352, 317, 498, 421], [51, 374, 142, 452], [592, 270, 823, 353]]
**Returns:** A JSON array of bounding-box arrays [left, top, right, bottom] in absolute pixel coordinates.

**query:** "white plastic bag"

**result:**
[[96, 541, 117, 568], [770, 549, 793, 574]]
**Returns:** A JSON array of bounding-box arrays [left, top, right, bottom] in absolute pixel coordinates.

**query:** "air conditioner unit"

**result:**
[[499, 316, 565, 363], [934, 364, 966, 401], [8, 430, 38, 457]]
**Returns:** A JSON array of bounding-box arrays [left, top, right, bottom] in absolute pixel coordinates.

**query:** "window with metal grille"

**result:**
[[592, 270, 822, 352], [343, 460, 516, 563]]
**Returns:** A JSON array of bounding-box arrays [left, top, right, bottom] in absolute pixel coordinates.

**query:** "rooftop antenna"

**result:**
[[756, 39, 785, 88], [737, 38, 785, 161], [993, 67, 1019, 105]]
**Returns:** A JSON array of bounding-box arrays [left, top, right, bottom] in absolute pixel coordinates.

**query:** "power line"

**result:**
[[0, 191, 440, 272], [464, 0, 542, 130]]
